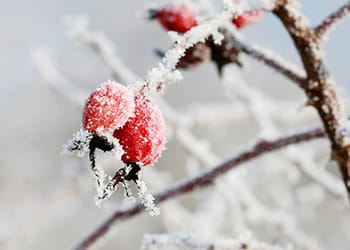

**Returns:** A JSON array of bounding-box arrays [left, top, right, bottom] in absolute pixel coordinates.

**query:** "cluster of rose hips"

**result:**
[[149, 0, 263, 74], [64, 1, 262, 204], [66, 80, 166, 201]]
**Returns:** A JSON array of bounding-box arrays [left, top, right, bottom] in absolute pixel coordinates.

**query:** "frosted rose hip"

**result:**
[[232, 11, 263, 29], [155, 0, 199, 33], [82, 81, 135, 133], [113, 95, 166, 166]]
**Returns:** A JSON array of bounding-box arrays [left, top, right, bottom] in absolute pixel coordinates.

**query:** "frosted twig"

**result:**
[[135, 2, 245, 94], [33, 49, 87, 107], [292, 153, 346, 200], [274, 0, 350, 201], [223, 29, 306, 87], [314, 1, 350, 39], [222, 70, 346, 200], [141, 233, 287, 250], [73, 126, 325, 250]]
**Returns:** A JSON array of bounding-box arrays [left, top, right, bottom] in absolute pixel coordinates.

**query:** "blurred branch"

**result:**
[[73, 126, 325, 250], [33, 50, 87, 107], [65, 16, 138, 84], [314, 1, 350, 39], [274, 0, 350, 201], [222, 70, 346, 200], [140, 233, 287, 250]]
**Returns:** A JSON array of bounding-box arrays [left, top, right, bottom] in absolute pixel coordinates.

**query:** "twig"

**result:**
[[314, 1, 350, 39], [273, 0, 350, 200], [224, 30, 306, 87], [73, 126, 325, 250], [222, 69, 346, 200]]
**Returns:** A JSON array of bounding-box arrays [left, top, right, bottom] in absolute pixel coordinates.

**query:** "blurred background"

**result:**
[[1, 0, 350, 249]]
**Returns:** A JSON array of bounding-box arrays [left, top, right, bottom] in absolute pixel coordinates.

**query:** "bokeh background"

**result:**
[[1, 0, 350, 249]]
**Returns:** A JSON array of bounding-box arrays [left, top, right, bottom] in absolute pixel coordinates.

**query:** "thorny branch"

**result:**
[[273, 0, 350, 200], [73, 126, 325, 250], [314, 1, 350, 39]]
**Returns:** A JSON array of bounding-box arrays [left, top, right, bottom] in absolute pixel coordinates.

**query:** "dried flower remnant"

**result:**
[[209, 34, 242, 75]]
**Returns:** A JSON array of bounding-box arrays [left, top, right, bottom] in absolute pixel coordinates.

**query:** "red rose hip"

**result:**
[[113, 95, 166, 167], [82, 80, 135, 133], [232, 10, 263, 29], [153, 0, 199, 33]]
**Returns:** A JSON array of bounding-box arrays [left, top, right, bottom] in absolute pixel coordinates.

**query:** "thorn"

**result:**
[[153, 48, 166, 58], [147, 9, 159, 20]]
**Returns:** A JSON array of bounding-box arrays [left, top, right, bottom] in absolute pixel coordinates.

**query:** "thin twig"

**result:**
[[73, 126, 325, 250], [224, 30, 306, 87], [273, 0, 350, 200], [314, 1, 350, 39]]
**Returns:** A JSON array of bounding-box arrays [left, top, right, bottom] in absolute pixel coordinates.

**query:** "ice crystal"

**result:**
[[61, 128, 92, 157]]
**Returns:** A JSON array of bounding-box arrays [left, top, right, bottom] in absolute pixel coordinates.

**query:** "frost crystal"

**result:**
[[136, 178, 160, 216], [61, 128, 92, 157]]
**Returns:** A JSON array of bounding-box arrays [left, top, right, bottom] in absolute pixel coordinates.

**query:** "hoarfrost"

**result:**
[[61, 128, 92, 157], [136, 178, 160, 216]]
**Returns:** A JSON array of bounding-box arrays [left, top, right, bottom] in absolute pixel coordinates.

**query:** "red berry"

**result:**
[[113, 95, 166, 167], [232, 10, 263, 29], [155, 0, 199, 33], [82, 81, 135, 133]]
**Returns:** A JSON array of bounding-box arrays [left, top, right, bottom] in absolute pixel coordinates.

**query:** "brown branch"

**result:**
[[223, 30, 306, 87], [73, 126, 325, 250], [314, 1, 350, 39], [273, 0, 350, 199]]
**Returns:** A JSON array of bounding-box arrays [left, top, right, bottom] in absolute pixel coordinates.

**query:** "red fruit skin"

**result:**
[[82, 81, 135, 133], [156, 0, 199, 33], [232, 11, 263, 29], [113, 96, 166, 167]]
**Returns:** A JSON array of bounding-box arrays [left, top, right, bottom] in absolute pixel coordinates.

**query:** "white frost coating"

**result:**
[[136, 178, 160, 216], [140, 233, 287, 250], [121, 180, 135, 202], [93, 164, 108, 207], [61, 128, 93, 157]]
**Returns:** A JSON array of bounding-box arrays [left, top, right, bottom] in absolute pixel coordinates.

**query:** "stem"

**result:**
[[223, 30, 306, 87]]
